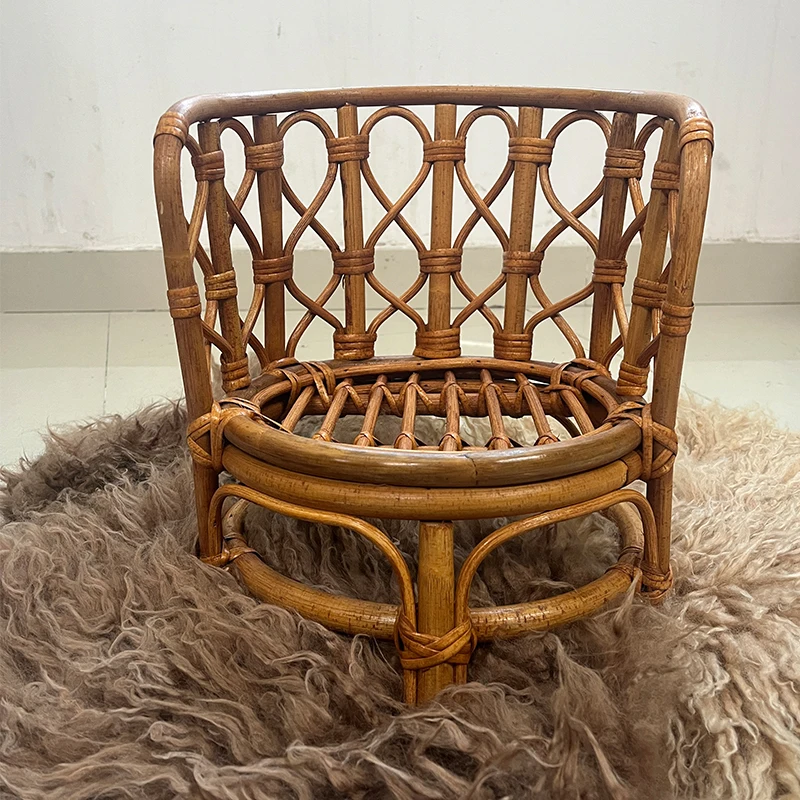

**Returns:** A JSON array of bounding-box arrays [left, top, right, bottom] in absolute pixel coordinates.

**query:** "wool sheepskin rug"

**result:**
[[1, 396, 799, 800]]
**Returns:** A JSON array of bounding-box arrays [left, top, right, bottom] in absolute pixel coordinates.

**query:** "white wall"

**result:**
[[1, 0, 799, 252]]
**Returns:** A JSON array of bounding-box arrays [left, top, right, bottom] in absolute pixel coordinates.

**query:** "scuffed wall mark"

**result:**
[[714, 152, 731, 172], [673, 61, 698, 80], [41, 171, 65, 235]]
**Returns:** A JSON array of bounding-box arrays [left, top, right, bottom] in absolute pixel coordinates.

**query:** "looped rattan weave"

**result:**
[[326, 134, 369, 163], [603, 401, 678, 481], [423, 139, 466, 162], [332, 248, 375, 276], [395, 613, 477, 671], [187, 397, 264, 472], [508, 136, 554, 164], [244, 140, 284, 171], [419, 248, 463, 273], [593, 257, 628, 284], [252, 255, 293, 284], [166, 285, 201, 319], [191, 149, 225, 182], [154, 86, 713, 704]]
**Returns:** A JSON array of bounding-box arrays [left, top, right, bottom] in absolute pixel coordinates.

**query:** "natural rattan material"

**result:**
[[153, 86, 713, 704]]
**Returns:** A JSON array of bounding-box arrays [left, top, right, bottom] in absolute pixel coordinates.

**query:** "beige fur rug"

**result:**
[[1, 397, 799, 799]]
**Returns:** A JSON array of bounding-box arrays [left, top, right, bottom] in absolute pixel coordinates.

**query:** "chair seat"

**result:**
[[218, 356, 644, 490]]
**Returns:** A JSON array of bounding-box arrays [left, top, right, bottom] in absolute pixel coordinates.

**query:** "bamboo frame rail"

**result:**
[[154, 85, 713, 704]]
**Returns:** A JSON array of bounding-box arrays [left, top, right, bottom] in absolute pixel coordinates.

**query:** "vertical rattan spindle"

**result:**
[[197, 121, 250, 393], [646, 131, 713, 594], [154, 119, 220, 561], [424, 104, 458, 355], [334, 104, 373, 360], [415, 105, 460, 700], [251, 114, 286, 364], [498, 106, 543, 361], [589, 112, 637, 361], [618, 121, 679, 397]]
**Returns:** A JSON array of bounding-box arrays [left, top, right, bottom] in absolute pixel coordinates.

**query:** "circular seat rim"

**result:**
[[222, 446, 640, 519], [223, 357, 642, 488], [224, 415, 640, 488]]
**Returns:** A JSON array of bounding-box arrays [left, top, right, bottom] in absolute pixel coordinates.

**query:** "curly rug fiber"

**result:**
[[1, 397, 799, 799]]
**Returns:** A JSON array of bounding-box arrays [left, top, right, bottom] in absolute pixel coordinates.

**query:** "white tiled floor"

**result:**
[[1, 304, 798, 467]]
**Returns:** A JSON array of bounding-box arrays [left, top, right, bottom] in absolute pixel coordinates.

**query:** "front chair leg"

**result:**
[[416, 521, 457, 702], [643, 471, 675, 601], [193, 462, 222, 563], [395, 520, 476, 703]]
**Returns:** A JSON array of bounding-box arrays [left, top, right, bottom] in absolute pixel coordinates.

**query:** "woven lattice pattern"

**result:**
[[159, 98, 710, 396], [255, 360, 617, 451]]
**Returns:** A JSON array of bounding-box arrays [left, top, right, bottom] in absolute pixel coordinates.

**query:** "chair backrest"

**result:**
[[153, 87, 712, 433]]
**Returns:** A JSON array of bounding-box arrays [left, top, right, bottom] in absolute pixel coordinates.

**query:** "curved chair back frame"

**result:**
[[154, 86, 712, 433]]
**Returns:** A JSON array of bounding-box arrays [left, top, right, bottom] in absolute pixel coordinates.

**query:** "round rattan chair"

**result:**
[[153, 86, 713, 704]]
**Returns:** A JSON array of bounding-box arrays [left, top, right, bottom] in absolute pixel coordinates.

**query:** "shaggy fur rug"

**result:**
[[1, 398, 799, 799]]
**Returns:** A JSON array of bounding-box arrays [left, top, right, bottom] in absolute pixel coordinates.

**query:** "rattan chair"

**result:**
[[153, 87, 713, 704]]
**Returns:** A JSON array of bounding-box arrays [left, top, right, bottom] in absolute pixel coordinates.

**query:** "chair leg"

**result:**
[[643, 472, 675, 600], [193, 463, 221, 561], [416, 520, 456, 703]]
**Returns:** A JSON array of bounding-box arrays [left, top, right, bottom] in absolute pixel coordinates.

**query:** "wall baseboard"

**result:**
[[1, 243, 798, 313]]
